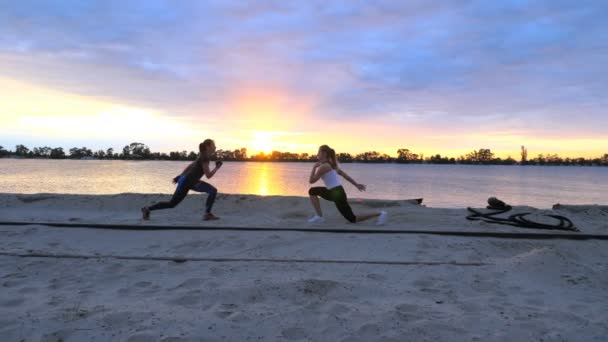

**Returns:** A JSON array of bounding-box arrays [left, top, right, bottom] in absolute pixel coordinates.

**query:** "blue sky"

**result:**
[[0, 0, 607, 156]]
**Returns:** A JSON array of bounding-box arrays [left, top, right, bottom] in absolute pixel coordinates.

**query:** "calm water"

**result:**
[[0, 159, 607, 208]]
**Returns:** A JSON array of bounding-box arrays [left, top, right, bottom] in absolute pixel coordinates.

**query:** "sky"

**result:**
[[1, 0, 607, 158]]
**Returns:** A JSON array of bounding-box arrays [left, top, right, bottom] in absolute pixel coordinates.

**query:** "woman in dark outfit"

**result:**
[[142, 139, 222, 221]]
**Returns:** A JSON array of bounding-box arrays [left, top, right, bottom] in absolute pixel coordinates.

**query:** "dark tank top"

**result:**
[[182, 155, 209, 187]]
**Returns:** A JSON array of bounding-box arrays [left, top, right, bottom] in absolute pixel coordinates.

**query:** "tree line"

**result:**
[[1, 143, 607, 166]]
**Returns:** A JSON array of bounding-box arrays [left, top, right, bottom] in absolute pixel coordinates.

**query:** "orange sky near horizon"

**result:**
[[2, 1, 608, 162], [1, 77, 606, 159]]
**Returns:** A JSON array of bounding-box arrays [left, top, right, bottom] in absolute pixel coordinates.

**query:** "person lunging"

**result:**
[[142, 139, 222, 221], [308, 145, 387, 225]]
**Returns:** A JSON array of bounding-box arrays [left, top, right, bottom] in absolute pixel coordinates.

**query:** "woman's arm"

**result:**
[[309, 163, 331, 184], [203, 160, 221, 179], [337, 168, 366, 191]]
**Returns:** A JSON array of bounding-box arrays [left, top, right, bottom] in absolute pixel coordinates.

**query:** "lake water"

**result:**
[[0, 159, 606, 208]]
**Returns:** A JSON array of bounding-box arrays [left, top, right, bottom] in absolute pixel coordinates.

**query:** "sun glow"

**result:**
[[0, 78, 197, 142], [231, 89, 286, 128], [251, 131, 274, 154], [225, 87, 319, 154]]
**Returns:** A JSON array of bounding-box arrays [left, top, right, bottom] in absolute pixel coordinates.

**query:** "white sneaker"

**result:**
[[307, 215, 325, 224], [377, 211, 388, 226]]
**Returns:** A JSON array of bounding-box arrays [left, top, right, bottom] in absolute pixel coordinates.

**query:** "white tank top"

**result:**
[[321, 169, 341, 189]]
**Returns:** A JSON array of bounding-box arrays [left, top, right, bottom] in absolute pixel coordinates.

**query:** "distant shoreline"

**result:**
[[2, 143, 606, 166], [1, 157, 607, 167]]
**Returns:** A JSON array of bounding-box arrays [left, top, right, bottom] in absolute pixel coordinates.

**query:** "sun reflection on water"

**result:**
[[256, 163, 269, 196], [2, 160, 607, 208]]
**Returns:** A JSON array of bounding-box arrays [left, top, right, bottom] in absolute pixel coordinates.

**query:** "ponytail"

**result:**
[[199, 139, 215, 155], [319, 145, 338, 169], [328, 148, 338, 169]]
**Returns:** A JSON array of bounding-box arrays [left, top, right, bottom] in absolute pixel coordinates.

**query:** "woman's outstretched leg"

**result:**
[[334, 187, 388, 225], [353, 211, 388, 225], [354, 212, 381, 222], [142, 182, 190, 220], [342, 208, 387, 225]]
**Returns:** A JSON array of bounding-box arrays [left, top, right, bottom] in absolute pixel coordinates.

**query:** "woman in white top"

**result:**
[[308, 145, 388, 225]]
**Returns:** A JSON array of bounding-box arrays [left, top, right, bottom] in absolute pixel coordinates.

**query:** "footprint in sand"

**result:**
[[214, 310, 246, 321], [167, 289, 204, 307], [118, 282, 159, 297], [213, 303, 240, 320], [357, 323, 381, 336], [160, 338, 199, 342], [205, 280, 221, 289], [366, 273, 387, 281], [135, 281, 152, 288], [394, 303, 424, 321], [18, 286, 38, 294], [173, 278, 205, 289], [47, 278, 64, 290], [46, 295, 65, 307], [459, 301, 481, 313], [281, 327, 308, 340], [280, 211, 309, 219], [2, 280, 24, 288], [0, 297, 25, 307], [396, 303, 448, 321], [132, 263, 158, 272], [41, 330, 70, 342], [215, 310, 232, 319], [525, 296, 545, 306], [209, 267, 225, 277], [173, 240, 212, 252], [126, 333, 157, 342], [102, 262, 124, 274], [412, 278, 433, 288], [328, 303, 351, 316], [103, 312, 132, 325], [296, 279, 339, 298]]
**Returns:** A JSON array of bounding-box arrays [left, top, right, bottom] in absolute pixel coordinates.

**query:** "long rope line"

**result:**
[[0, 251, 489, 267], [1, 221, 606, 240]]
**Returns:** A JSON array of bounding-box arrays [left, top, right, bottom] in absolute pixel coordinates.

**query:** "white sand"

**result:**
[[2, 193, 607, 233], [1, 193, 607, 341]]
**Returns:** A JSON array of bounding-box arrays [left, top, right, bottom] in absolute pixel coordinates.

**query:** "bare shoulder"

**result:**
[[317, 163, 332, 173]]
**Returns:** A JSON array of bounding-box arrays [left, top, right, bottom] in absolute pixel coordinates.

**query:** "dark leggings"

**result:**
[[309, 186, 356, 223], [149, 177, 217, 214]]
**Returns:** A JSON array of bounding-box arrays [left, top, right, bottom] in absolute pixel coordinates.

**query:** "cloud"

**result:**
[[1, 0, 607, 147]]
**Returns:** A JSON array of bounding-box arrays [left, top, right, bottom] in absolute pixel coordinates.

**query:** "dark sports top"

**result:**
[[182, 155, 209, 187]]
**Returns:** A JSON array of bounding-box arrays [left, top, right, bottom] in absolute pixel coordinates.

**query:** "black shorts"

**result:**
[[308, 185, 356, 223]]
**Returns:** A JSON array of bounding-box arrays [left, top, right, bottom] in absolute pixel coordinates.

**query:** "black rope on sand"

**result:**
[[0, 221, 604, 240], [466, 197, 579, 232], [0, 251, 489, 267]]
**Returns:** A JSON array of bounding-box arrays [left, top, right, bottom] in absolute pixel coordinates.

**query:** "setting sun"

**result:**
[[251, 130, 274, 154]]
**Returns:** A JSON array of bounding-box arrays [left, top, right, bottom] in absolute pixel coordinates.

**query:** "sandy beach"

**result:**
[[1, 193, 607, 341]]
